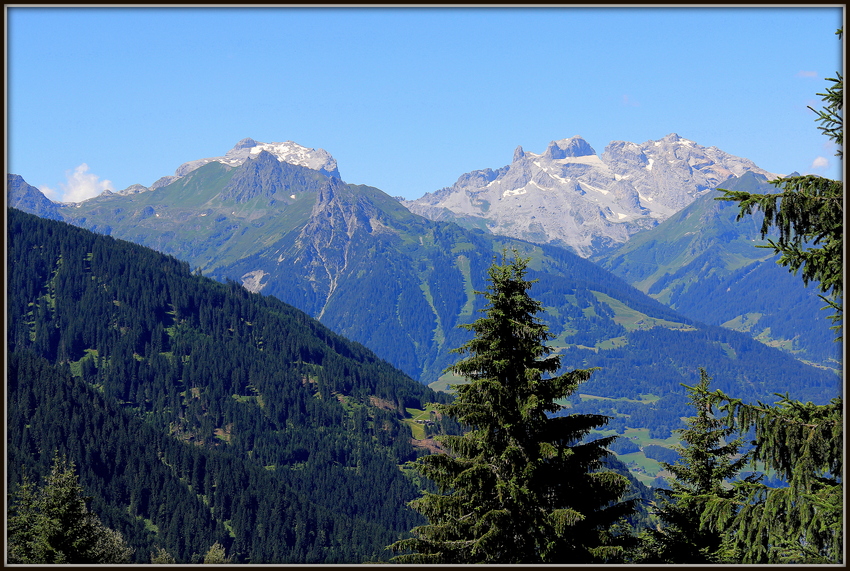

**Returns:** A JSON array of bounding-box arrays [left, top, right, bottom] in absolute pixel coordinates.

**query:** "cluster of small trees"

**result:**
[[7, 454, 133, 564], [7, 453, 234, 564]]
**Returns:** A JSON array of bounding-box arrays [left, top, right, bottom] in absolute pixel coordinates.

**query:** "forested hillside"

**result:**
[[8, 158, 839, 414], [7, 207, 457, 563], [6, 188, 841, 560], [9, 158, 841, 461]]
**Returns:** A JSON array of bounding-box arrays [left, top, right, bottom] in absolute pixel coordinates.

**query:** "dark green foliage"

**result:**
[[682, 44, 844, 564], [8, 350, 414, 563], [697, 388, 843, 563], [557, 322, 837, 441], [150, 547, 177, 564], [642, 444, 679, 465], [608, 438, 641, 455], [390, 253, 635, 563], [7, 452, 134, 564], [202, 541, 231, 564], [642, 370, 748, 563], [6, 208, 455, 563], [598, 455, 657, 536]]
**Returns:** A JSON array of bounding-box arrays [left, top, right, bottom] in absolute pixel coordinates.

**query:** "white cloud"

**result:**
[[796, 70, 819, 78], [38, 184, 60, 201], [810, 156, 829, 170], [621, 94, 640, 107], [41, 163, 114, 203]]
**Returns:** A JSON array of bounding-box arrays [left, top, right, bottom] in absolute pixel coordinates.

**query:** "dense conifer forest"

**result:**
[[7, 207, 460, 562]]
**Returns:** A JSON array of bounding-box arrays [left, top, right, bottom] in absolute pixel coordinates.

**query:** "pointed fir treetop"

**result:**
[[389, 250, 635, 564], [642, 369, 749, 564]]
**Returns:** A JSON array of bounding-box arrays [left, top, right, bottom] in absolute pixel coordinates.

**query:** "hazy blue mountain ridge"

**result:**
[[593, 171, 839, 370], [7, 173, 64, 220], [7, 141, 839, 450]]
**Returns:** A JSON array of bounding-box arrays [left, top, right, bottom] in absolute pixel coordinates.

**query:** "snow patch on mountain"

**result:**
[[151, 138, 340, 189], [403, 134, 778, 257]]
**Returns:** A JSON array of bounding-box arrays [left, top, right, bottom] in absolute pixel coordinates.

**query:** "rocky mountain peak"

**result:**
[[244, 141, 340, 179], [404, 134, 777, 258], [218, 149, 337, 204], [512, 145, 525, 163], [543, 136, 597, 159], [7, 174, 63, 220], [158, 138, 341, 188], [231, 137, 259, 151], [293, 178, 390, 318], [116, 183, 150, 196]]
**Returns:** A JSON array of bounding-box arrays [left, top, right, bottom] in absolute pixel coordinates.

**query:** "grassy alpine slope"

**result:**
[[593, 171, 839, 370]]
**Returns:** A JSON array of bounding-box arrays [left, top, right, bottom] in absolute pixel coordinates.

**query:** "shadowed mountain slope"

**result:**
[[593, 171, 840, 370], [8, 151, 839, 444]]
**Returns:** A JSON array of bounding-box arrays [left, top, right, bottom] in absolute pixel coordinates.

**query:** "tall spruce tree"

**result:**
[[641, 369, 750, 563], [389, 252, 635, 564]]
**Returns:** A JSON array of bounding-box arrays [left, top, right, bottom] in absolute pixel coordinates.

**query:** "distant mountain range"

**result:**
[[7, 137, 838, 414], [8, 133, 841, 502], [403, 133, 776, 257], [9, 135, 832, 371], [593, 171, 840, 371]]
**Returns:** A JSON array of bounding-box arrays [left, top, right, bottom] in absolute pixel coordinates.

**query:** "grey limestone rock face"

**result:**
[[232, 137, 258, 150], [155, 138, 341, 189], [544, 136, 596, 159], [602, 141, 649, 170], [403, 134, 776, 257], [116, 184, 150, 195], [150, 175, 181, 190]]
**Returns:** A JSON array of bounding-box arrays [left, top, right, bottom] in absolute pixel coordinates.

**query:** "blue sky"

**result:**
[[6, 6, 844, 202]]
